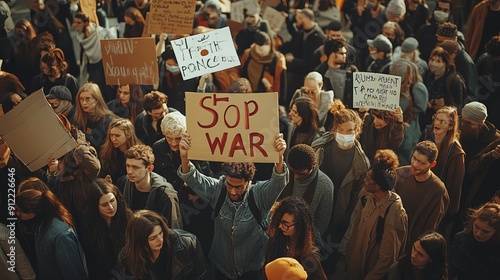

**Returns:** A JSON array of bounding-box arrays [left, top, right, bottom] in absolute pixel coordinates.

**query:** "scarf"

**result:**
[[247, 45, 275, 91]]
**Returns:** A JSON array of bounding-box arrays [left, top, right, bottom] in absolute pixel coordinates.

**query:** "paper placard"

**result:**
[[80, 0, 99, 26], [352, 72, 401, 111], [149, 0, 196, 35], [100, 38, 159, 85], [0, 90, 77, 171], [171, 27, 240, 80], [185, 92, 279, 163], [263, 6, 285, 32]]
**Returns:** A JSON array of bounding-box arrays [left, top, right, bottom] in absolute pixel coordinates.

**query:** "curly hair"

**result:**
[[266, 196, 316, 261], [160, 111, 186, 137], [221, 162, 256, 181], [371, 149, 399, 191], [41, 48, 68, 77], [465, 202, 500, 242], [125, 144, 155, 167], [143, 91, 168, 112], [287, 144, 317, 171], [328, 99, 363, 137]]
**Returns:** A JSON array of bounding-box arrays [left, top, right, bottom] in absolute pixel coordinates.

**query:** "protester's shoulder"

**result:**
[[311, 131, 333, 149]]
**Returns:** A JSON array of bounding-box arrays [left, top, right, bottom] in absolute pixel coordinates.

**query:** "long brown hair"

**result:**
[[123, 210, 170, 278], [16, 189, 73, 236], [41, 48, 68, 76], [74, 83, 117, 129], [266, 196, 317, 261], [116, 84, 144, 122], [433, 106, 460, 151], [100, 118, 142, 175], [465, 202, 500, 242]]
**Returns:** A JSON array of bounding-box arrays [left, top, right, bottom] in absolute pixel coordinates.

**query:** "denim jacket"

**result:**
[[178, 162, 288, 279]]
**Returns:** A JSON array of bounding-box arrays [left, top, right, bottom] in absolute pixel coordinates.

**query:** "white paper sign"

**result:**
[[263, 6, 285, 32], [171, 27, 240, 80], [352, 72, 401, 111], [0, 90, 78, 171]]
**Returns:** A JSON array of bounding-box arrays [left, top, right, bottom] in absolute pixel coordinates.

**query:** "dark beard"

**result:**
[[459, 128, 480, 146]]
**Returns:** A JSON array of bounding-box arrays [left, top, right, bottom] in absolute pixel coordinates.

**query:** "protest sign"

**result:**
[[149, 0, 196, 35], [263, 6, 286, 32], [0, 90, 77, 171], [352, 72, 401, 111], [100, 37, 159, 85], [185, 92, 279, 162], [80, 0, 99, 25], [226, 20, 244, 41], [230, 0, 261, 22], [171, 27, 240, 80]]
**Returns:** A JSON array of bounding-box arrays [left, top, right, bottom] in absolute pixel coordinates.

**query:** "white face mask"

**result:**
[[335, 132, 356, 148], [255, 45, 271, 57], [433, 10, 449, 23], [166, 64, 180, 73], [429, 61, 446, 76], [370, 54, 379, 60]]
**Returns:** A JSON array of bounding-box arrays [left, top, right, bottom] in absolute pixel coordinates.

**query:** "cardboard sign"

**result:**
[[171, 27, 240, 80], [0, 90, 77, 171], [80, 0, 100, 26], [149, 0, 196, 35], [100, 38, 159, 85], [226, 20, 244, 41], [263, 6, 285, 32], [185, 92, 279, 163], [352, 72, 401, 111]]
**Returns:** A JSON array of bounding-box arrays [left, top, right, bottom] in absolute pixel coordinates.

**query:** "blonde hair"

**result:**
[[160, 111, 186, 136], [74, 83, 117, 130]]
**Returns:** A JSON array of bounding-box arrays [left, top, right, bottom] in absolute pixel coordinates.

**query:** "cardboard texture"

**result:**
[[149, 0, 197, 35], [171, 27, 240, 80], [263, 6, 286, 32], [352, 72, 401, 111], [80, 0, 100, 26], [226, 20, 244, 41], [100, 37, 159, 85], [185, 92, 279, 163], [0, 89, 77, 171]]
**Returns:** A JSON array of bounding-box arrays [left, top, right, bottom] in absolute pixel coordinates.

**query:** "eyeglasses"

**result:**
[[336, 51, 348, 56], [301, 87, 318, 95], [79, 96, 95, 103], [224, 180, 247, 191], [433, 116, 450, 125], [280, 220, 296, 230]]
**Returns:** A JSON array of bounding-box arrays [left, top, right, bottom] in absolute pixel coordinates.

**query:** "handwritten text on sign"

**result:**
[[171, 27, 240, 80], [100, 38, 159, 85], [185, 92, 279, 163], [150, 0, 196, 35], [352, 72, 401, 111]]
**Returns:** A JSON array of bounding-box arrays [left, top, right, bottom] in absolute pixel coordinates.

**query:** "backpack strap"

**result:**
[[212, 186, 227, 220], [375, 200, 396, 243]]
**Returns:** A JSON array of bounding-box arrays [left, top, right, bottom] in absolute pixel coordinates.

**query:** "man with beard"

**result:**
[[46, 85, 75, 123], [394, 141, 449, 252]]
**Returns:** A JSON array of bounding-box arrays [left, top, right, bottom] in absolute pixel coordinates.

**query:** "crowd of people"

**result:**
[[1, 0, 500, 279]]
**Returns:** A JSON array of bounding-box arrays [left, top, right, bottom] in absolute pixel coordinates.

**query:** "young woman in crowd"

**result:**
[[15, 188, 88, 279], [423, 46, 466, 126], [420, 106, 465, 237], [81, 179, 132, 280], [30, 47, 79, 101], [265, 196, 327, 279], [106, 84, 144, 122], [100, 118, 142, 183], [114, 210, 207, 279], [5, 19, 37, 88], [449, 202, 500, 279], [359, 107, 405, 163], [388, 231, 448, 280], [286, 97, 320, 151], [123, 7, 146, 38], [74, 82, 117, 152]]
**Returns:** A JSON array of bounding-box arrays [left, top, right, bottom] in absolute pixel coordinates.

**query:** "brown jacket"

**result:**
[[465, 0, 491, 61]]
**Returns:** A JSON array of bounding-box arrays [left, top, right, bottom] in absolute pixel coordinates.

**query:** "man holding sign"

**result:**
[[177, 133, 288, 280]]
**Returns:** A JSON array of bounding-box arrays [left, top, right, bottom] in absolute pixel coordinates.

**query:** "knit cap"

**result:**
[[401, 37, 419, 52], [265, 257, 308, 280], [438, 40, 460, 55], [386, 0, 406, 19], [437, 22, 458, 39], [462, 102, 488, 123]]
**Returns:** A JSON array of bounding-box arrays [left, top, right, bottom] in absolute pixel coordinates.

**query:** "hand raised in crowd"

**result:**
[[394, 106, 404, 123]]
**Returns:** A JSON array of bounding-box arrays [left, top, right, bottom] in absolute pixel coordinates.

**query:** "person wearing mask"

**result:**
[[193, 0, 227, 29], [417, 0, 453, 61], [235, 5, 272, 57], [367, 34, 394, 74], [46, 85, 76, 123]]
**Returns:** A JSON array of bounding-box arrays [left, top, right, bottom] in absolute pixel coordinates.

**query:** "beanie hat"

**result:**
[[265, 257, 308, 280], [462, 102, 488, 123], [438, 40, 460, 55], [401, 37, 419, 52], [437, 22, 458, 39], [386, 0, 406, 19]]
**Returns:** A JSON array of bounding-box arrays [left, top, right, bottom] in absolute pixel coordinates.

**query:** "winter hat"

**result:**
[[462, 102, 488, 123], [401, 37, 419, 52], [386, 0, 406, 19], [368, 34, 393, 52], [438, 40, 460, 55], [46, 85, 72, 101], [436, 22, 458, 39], [265, 257, 308, 280]]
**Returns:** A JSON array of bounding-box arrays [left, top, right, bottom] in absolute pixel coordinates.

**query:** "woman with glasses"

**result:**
[[359, 107, 405, 163], [265, 196, 327, 279], [74, 82, 118, 152], [100, 118, 142, 183], [285, 97, 320, 153], [80, 179, 132, 280], [448, 202, 500, 280], [420, 106, 465, 240], [289, 71, 334, 130]]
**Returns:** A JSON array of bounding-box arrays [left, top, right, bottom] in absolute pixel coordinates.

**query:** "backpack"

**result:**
[[212, 186, 267, 231], [360, 196, 396, 243]]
